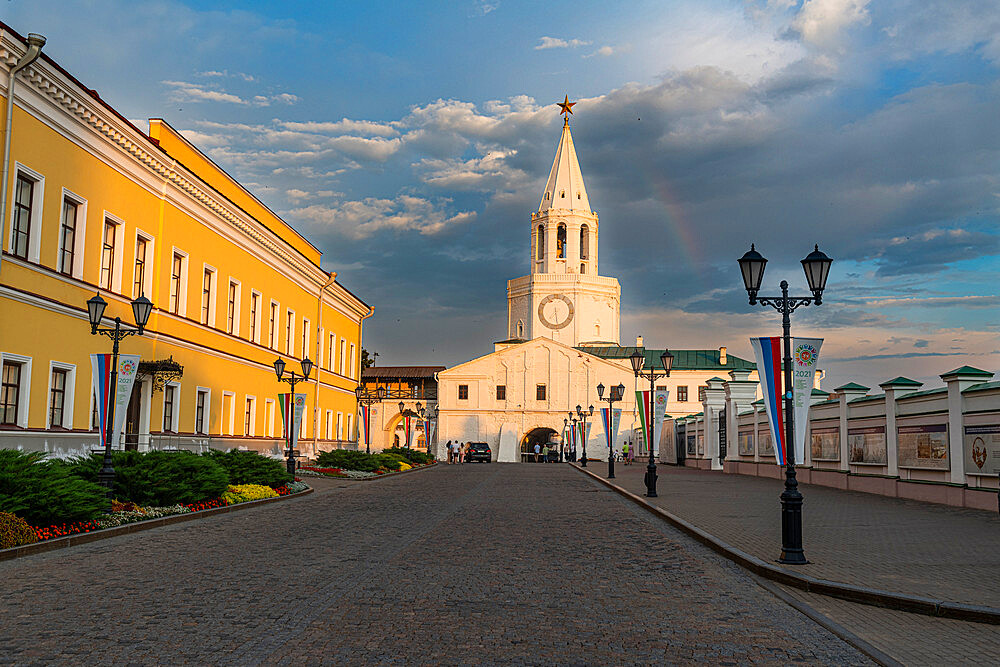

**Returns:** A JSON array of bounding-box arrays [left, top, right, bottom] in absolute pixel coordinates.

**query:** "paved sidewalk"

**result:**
[[592, 462, 1000, 607]]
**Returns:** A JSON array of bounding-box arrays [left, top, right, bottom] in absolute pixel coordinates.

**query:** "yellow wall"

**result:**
[[0, 59, 369, 455]]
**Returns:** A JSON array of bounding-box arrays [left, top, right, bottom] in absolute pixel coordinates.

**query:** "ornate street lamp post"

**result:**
[[576, 404, 594, 467], [629, 348, 673, 498], [738, 243, 832, 565], [597, 382, 626, 479], [564, 415, 579, 464], [86, 293, 153, 507], [355, 384, 386, 454], [274, 356, 313, 475]]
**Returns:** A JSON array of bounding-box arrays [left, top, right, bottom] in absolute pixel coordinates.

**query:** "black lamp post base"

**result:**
[[779, 474, 807, 564], [608, 458, 615, 479], [644, 460, 657, 497], [286, 456, 296, 475]]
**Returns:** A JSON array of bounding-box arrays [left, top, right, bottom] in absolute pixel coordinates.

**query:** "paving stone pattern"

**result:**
[[777, 584, 1000, 666], [605, 464, 1000, 606], [0, 465, 870, 665]]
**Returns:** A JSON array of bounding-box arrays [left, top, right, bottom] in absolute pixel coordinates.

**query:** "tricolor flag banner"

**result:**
[[749, 337, 789, 465], [406, 415, 415, 447], [792, 338, 823, 463], [422, 418, 435, 449], [653, 389, 670, 457], [358, 404, 371, 450], [600, 407, 622, 452], [635, 390, 652, 451], [90, 353, 141, 448], [278, 393, 307, 449]]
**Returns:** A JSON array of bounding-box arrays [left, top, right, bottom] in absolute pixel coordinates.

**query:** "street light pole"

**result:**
[[86, 293, 153, 508], [355, 385, 386, 455], [564, 414, 578, 465], [630, 348, 673, 498], [274, 356, 313, 475], [597, 383, 625, 479], [739, 243, 832, 565]]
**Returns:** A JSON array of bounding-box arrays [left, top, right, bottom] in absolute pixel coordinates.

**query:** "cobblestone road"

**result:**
[[0, 465, 869, 665], [603, 463, 1000, 606]]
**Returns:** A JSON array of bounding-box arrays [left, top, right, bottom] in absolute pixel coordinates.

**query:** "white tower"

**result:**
[[506, 103, 621, 346]]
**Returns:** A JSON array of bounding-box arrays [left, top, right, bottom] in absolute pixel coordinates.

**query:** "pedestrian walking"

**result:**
[[569, 443, 576, 462], [460, 442, 466, 464], [445, 440, 453, 464], [622, 441, 629, 465], [541, 443, 549, 463], [533, 442, 541, 463]]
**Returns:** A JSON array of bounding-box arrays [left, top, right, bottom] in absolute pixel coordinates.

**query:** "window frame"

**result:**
[[46, 362, 76, 430], [269, 300, 280, 349], [285, 309, 295, 356], [168, 248, 188, 317], [8, 163, 44, 263], [536, 384, 547, 401], [132, 230, 154, 299], [244, 395, 256, 437], [201, 265, 217, 327], [677, 386, 688, 402], [195, 387, 211, 435], [162, 382, 180, 433], [249, 290, 262, 344], [496, 385, 506, 401], [100, 212, 126, 293], [226, 278, 241, 336], [458, 384, 469, 400], [0, 353, 32, 428]]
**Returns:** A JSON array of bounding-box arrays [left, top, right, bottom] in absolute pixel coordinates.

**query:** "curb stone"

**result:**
[[0, 486, 314, 563], [571, 463, 1000, 625]]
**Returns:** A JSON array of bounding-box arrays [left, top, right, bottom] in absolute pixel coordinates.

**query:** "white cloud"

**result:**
[[791, 0, 872, 51], [290, 195, 476, 239], [535, 36, 591, 50], [162, 80, 298, 106], [281, 119, 399, 137]]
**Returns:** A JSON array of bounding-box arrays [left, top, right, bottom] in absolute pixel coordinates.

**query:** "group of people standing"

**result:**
[[531, 442, 576, 463], [444, 441, 467, 465]]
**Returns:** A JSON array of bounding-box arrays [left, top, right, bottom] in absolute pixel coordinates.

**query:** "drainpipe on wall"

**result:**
[[0, 32, 45, 279], [311, 271, 336, 456]]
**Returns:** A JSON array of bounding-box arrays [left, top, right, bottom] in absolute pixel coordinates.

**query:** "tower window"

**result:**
[[516, 320, 524, 338], [581, 263, 586, 273], [545, 192, 550, 200], [577, 193, 581, 199], [580, 224, 589, 259], [536, 225, 544, 260], [557, 224, 566, 259], [560, 190, 565, 198]]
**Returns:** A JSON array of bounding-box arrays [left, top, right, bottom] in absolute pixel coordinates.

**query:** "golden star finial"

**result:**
[[557, 94, 576, 117]]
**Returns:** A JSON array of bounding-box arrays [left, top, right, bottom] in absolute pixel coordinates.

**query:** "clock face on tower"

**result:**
[[538, 293, 575, 330]]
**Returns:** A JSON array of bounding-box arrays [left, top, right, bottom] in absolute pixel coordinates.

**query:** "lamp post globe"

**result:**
[[801, 244, 833, 304], [738, 244, 767, 304], [131, 295, 153, 333], [87, 293, 108, 333], [273, 357, 286, 380], [629, 349, 644, 375], [376, 386, 387, 400], [398, 401, 405, 414], [597, 383, 605, 399], [355, 386, 364, 399], [300, 357, 313, 379]]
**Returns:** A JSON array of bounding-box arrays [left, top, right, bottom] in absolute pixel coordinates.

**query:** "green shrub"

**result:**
[[316, 449, 380, 471], [383, 447, 432, 465], [202, 449, 291, 487], [67, 450, 228, 506], [373, 453, 403, 471], [0, 510, 38, 549], [0, 450, 106, 525]]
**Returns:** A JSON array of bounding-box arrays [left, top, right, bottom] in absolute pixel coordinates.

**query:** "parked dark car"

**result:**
[[465, 442, 492, 463]]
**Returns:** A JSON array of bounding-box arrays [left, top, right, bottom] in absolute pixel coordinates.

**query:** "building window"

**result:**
[[698, 386, 707, 402], [580, 263, 586, 274], [101, 219, 117, 290], [496, 385, 506, 401], [196, 390, 208, 434], [350, 343, 356, 379], [580, 224, 589, 259], [11, 174, 33, 260], [249, 292, 260, 343], [347, 414, 353, 440], [536, 384, 546, 401], [556, 224, 566, 258], [458, 385, 469, 400], [201, 269, 214, 325], [285, 311, 294, 356], [170, 254, 183, 314], [340, 339, 347, 375], [677, 386, 688, 402], [337, 412, 344, 440], [328, 333, 335, 370], [92, 390, 100, 430], [1, 362, 22, 425], [244, 397, 254, 436], [59, 199, 78, 275], [269, 302, 278, 349], [227, 281, 237, 334], [536, 224, 544, 260], [49, 368, 67, 428], [163, 385, 176, 432], [302, 319, 310, 359], [133, 237, 147, 298], [516, 320, 524, 338]]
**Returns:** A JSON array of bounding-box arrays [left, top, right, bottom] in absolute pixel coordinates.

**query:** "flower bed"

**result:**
[[5, 480, 311, 548], [298, 462, 432, 480]]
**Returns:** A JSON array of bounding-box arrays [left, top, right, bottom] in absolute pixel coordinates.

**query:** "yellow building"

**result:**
[[0, 24, 371, 459]]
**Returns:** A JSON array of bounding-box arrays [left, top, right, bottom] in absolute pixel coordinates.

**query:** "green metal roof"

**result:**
[[835, 382, 870, 391], [940, 366, 993, 378], [811, 388, 830, 396], [962, 381, 1000, 394], [575, 346, 755, 371], [849, 393, 885, 404], [898, 387, 947, 399], [879, 376, 922, 387], [811, 399, 840, 407]]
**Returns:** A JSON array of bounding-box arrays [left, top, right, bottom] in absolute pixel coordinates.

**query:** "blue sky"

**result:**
[[4, 0, 999, 390]]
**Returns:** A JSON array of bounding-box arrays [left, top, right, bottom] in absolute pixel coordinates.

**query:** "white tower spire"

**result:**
[[505, 96, 621, 346]]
